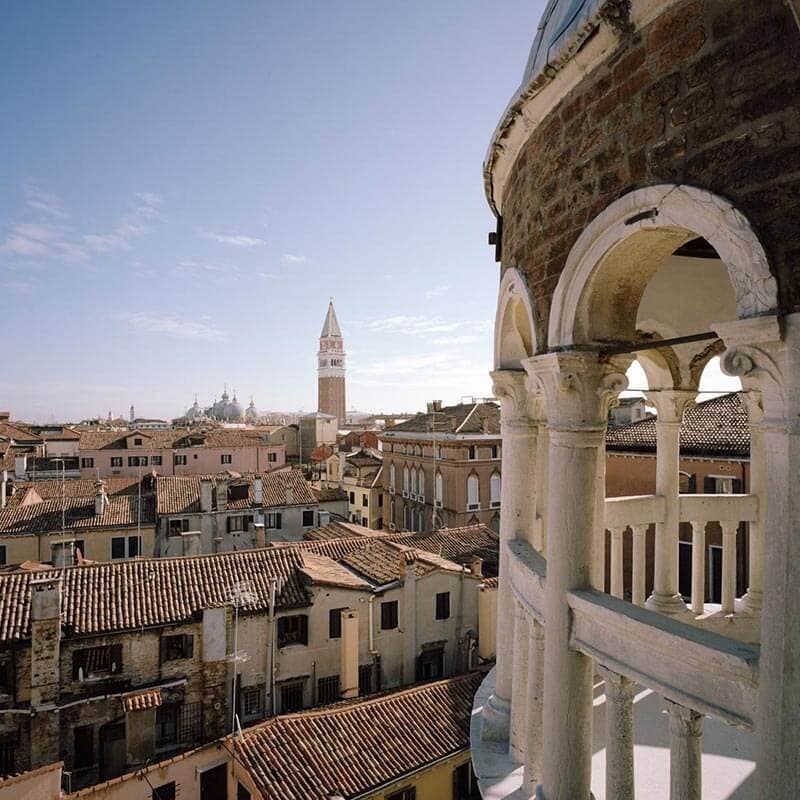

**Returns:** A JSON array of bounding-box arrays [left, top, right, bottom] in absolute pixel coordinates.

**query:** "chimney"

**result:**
[[14, 454, 27, 480], [338, 452, 346, 488], [254, 477, 263, 505], [482, 417, 490, 434], [94, 480, 108, 515], [0, 470, 6, 510], [284, 484, 293, 505], [470, 555, 483, 578], [427, 400, 442, 413], [339, 609, 359, 700], [216, 479, 229, 512], [446, 416, 457, 432], [200, 478, 213, 513], [253, 522, 266, 548], [181, 530, 202, 557]]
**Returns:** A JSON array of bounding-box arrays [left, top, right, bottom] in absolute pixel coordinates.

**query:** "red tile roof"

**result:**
[[235, 673, 482, 800]]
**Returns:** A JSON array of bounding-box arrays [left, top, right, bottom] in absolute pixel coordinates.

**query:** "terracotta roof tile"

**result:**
[[235, 673, 481, 800], [606, 393, 749, 457], [383, 402, 500, 436]]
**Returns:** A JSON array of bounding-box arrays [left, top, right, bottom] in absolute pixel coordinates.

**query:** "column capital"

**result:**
[[644, 389, 696, 423], [598, 666, 635, 703], [523, 351, 631, 430], [491, 369, 542, 426], [664, 698, 703, 738]]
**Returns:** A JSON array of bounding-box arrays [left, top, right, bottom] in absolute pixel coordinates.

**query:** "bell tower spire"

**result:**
[[317, 299, 346, 426]]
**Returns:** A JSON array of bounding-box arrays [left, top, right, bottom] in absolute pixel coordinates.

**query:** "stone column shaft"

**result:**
[[610, 527, 624, 598], [524, 620, 545, 793], [666, 699, 703, 800], [742, 392, 764, 613], [631, 524, 647, 607], [690, 521, 706, 615], [721, 522, 737, 615], [509, 607, 530, 763], [600, 667, 635, 800]]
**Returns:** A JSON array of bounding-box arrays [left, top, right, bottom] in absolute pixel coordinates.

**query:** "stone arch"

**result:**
[[494, 267, 537, 369], [548, 184, 779, 350]]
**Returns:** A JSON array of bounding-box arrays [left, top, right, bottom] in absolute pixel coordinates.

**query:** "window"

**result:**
[[435, 472, 443, 508], [0, 657, 14, 695], [358, 664, 373, 695], [410, 467, 418, 498], [490, 472, 501, 508], [151, 455, 162, 466], [381, 600, 398, 630], [362, 494, 368, 507], [111, 535, 141, 560], [0, 739, 14, 776], [73, 644, 122, 680], [280, 681, 304, 713], [704, 476, 741, 494], [268, 452, 277, 463], [436, 591, 451, 620], [240, 684, 264, 721], [266, 512, 282, 529], [468, 445, 477, 460], [227, 515, 251, 533], [387, 789, 416, 800], [378, 493, 383, 508], [174, 455, 187, 466], [111, 457, 123, 467], [277, 614, 308, 647], [491, 444, 499, 459], [389, 464, 396, 493], [0, 546, 6, 566], [221, 454, 232, 465], [237, 783, 252, 800], [402, 465, 409, 497], [81, 457, 94, 468], [128, 456, 148, 467], [403, 505, 409, 530], [134, 438, 143, 446], [156, 702, 202, 748], [74, 725, 95, 769], [453, 761, 481, 800], [329, 608, 345, 639], [317, 674, 340, 705], [152, 783, 176, 800], [302, 509, 315, 527], [349, 491, 356, 504], [169, 518, 190, 537], [467, 474, 480, 510], [160, 634, 194, 662]]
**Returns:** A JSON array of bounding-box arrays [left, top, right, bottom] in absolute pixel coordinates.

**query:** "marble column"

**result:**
[[715, 314, 800, 798], [690, 521, 706, 615], [524, 619, 545, 794], [526, 352, 630, 800], [665, 699, 703, 800], [600, 667, 635, 800], [741, 391, 764, 614], [509, 605, 530, 763], [645, 390, 695, 615], [721, 521, 738, 615], [482, 370, 539, 742], [631, 524, 647, 607]]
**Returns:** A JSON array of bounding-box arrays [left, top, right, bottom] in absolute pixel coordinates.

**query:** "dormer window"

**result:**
[[134, 437, 143, 446]]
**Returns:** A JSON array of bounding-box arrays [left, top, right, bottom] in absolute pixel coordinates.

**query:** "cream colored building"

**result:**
[[325, 448, 385, 529]]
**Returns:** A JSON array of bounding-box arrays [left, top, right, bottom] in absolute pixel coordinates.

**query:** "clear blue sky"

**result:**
[[0, 1, 545, 422]]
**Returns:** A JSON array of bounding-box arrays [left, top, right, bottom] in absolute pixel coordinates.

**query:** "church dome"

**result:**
[[185, 397, 202, 419], [245, 398, 259, 421], [226, 393, 244, 420]]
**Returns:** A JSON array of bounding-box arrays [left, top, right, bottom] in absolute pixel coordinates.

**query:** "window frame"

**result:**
[[380, 600, 399, 631], [277, 614, 309, 648], [435, 591, 451, 621]]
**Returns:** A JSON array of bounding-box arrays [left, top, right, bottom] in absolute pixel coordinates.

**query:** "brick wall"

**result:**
[[501, 0, 800, 347]]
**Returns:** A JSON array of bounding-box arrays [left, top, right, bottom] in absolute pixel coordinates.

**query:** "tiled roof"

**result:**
[[156, 470, 317, 515], [299, 552, 373, 591], [605, 393, 749, 457], [303, 521, 383, 541], [340, 540, 464, 586], [383, 402, 500, 436], [481, 577, 499, 589], [0, 546, 313, 641], [235, 673, 481, 800], [0, 494, 156, 536], [78, 429, 180, 450], [0, 422, 42, 444], [312, 486, 348, 503], [6, 477, 147, 507]]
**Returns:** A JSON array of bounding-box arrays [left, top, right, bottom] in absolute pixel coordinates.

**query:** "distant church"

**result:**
[[317, 300, 346, 425]]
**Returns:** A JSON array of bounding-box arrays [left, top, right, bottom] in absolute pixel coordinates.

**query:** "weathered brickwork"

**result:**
[[501, 0, 800, 347]]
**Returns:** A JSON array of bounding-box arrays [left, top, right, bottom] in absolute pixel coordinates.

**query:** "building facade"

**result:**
[[471, 2, 800, 798], [325, 448, 385, 529], [381, 402, 502, 534], [317, 300, 346, 426]]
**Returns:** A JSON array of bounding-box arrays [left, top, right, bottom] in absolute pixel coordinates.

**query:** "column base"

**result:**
[[741, 589, 762, 614], [645, 592, 688, 615], [481, 692, 512, 742]]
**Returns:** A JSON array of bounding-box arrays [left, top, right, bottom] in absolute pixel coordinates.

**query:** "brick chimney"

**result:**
[[29, 576, 61, 768], [254, 477, 263, 505], [284, 483, 293, 505], [200, 478, 213, 513], [94, 480, 109, 515], [339, 609, 359, 700]]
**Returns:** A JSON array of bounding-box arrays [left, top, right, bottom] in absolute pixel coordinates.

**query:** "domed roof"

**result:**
[[523, 0, 603, 86], [185, 396, 202, 419], [227, 394, 244, 420], [245, 398, 259, 420]]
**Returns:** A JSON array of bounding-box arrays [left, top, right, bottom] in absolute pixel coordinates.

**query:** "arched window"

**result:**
[[410, 467, 418, 497], [490, 472, 501, 508], [403, 505, 410, 530], [403, 465, 409, 496], [435, 472, 443, 508], [390, 498, 396, 528], [417, 468, 425, 501], [389, 464, 396, 493], [467, 474, 480, 510]]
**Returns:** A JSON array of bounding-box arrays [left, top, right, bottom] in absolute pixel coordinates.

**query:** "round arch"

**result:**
[[548, 184, 779, 349], [494, 267, 537, 369]]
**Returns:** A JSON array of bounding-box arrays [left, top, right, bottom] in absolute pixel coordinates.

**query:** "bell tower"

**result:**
[[317, 299, 346, 425]]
